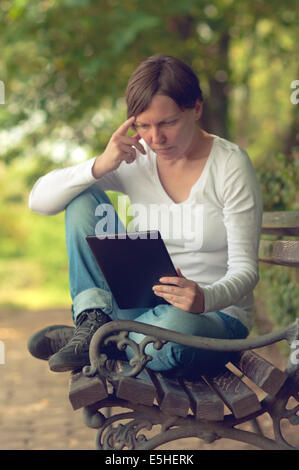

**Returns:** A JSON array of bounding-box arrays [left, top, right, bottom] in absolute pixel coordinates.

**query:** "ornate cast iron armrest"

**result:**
[[84, 318, 299, 381]]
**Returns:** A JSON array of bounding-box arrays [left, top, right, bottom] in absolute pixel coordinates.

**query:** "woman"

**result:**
[[28, 55, 263, 380]]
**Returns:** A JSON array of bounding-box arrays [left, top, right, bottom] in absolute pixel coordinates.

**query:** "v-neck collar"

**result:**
[[152, 136, 217, 205]]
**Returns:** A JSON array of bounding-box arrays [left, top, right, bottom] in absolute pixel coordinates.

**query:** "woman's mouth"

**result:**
[[154, 147, 174, 153]]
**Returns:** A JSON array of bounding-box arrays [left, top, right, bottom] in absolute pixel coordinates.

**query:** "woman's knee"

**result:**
[[65, 188, 110, 235]]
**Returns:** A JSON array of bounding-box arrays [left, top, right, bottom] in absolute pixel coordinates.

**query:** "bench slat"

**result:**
[[262, 211, 299, 236], [258, 240, 299, 267], [230, 351, 288, 396], [112, 362, 156, 406], [148, 371, 191, 417], [204, 367, 261, 419], [181, 377, 224, 421], [69, 371, 108, 410]]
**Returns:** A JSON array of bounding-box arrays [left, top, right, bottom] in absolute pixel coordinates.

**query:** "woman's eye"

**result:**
[[136, 120, 177, 130], [165, 120, 177, 126]]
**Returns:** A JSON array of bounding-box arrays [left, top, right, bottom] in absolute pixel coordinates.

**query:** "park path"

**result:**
[[0, 308, 297, 450]]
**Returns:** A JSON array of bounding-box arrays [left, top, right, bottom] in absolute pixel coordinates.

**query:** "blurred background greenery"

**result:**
[[0, 0, 298, 330]]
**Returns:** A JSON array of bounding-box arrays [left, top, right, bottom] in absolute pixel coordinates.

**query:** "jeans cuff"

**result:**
[[72, 287, 113, 323]]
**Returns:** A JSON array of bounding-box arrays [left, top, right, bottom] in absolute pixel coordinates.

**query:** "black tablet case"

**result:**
[[86, 231, 177, 309]]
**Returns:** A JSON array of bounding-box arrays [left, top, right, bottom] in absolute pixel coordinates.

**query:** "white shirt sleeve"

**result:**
[[28, 157, 125, 215], [200, 149, 263, 314]]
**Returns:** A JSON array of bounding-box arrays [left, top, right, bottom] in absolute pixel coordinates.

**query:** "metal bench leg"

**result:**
[[250, 418, 264, 436]]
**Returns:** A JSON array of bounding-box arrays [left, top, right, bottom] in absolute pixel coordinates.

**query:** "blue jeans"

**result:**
[[65, 187, 249, 379]]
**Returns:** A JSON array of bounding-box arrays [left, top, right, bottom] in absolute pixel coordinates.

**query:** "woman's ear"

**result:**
[[194, 99, 203, 120]]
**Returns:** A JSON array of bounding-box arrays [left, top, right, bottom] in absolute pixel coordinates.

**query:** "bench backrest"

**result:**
[[259, 211, 299, 267]]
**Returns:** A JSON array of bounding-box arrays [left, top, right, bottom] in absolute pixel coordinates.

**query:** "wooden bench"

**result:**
[[69, 211, 299, 450]]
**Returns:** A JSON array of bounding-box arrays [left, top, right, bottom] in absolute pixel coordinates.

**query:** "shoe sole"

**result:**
[[48, 354, 90, 372], [48, 347, 127, 372], [27, 325, 75, 360]]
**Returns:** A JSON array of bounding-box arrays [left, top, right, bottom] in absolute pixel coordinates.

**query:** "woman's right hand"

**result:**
[[92, 116, 146, 179]]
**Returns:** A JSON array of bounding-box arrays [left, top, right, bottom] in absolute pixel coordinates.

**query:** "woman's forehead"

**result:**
[[135, 95, 182, 123]]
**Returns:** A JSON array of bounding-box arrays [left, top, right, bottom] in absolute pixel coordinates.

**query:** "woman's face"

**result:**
[[134, 94, 202, 162]]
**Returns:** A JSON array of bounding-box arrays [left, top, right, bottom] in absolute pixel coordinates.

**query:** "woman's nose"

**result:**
[[151, 126, 165, 145]]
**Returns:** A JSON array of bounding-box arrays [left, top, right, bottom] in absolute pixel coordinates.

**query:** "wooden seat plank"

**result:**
[[148, 371, 190, 417], [204, 367, 261, 419], [112, 362, 156, 406], [231, 351, 288, 396], [262, 211, 299, 236], [259, 240, 299, 267], [181, 377, 224, 421], [69, 370, 108, 410]]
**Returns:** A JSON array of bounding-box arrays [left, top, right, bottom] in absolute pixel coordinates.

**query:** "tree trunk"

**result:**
[[201, 33, 230, 139], [283, 106, 299, 159]]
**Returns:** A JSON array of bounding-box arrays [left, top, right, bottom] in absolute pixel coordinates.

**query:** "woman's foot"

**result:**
[[27, 325, 75, 361], [48, 309, 112, 372]]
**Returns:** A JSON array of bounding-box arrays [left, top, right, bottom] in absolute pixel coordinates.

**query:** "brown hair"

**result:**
[[125, 54, 203, 119]]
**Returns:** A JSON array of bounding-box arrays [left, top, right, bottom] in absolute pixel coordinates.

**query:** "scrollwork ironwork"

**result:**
[[97, 413, 152, 450], [85, 323, 167, 380], [80, 318, 298, 450], [266, 371, 299, 449], [82, 396, 297, 450], [85, 319, 299, 381]]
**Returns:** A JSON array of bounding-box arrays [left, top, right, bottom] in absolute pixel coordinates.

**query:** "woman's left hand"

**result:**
[[152, 268, 205, 314]]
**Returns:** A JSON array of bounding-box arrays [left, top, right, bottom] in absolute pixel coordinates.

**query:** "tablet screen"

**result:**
[[86, 231, 178, 309]]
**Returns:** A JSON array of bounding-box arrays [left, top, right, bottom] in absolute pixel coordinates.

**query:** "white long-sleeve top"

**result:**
[[29, 136, 263, 331]]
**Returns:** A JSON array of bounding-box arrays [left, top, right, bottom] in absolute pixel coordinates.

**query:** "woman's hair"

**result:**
[[126, 54, 203, 118]]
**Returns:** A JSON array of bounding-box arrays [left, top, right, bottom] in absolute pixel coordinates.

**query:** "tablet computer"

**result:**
[[86, 230, 178, 309]]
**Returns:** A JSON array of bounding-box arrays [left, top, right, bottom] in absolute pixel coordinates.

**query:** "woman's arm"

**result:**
[[201, 149, 263, 313], [29, 117, 145, 216], [28, 158, 99, 215], [153, 149, 263, 314]]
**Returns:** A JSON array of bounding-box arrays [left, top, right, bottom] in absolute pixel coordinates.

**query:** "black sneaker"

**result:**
[[27, 325, 75, 361], [48, 309, 112, 372]]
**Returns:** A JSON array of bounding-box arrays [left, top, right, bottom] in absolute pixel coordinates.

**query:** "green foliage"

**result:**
[[256, 151, 299, 211], [0, 1, 297, 325], [258, 264, 299, 327], [0, 0, 298, 163], [255, 149, 298, 329], [0, 162, 69, 309]]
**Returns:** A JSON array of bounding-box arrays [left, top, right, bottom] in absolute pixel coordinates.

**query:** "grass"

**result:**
[[0, 190, 131, 311]]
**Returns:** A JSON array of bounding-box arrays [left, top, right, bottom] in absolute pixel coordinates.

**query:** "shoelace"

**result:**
[[70, 310, 109, 353]]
